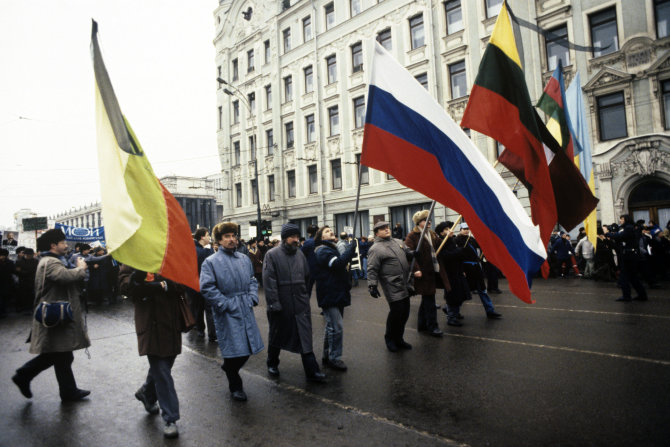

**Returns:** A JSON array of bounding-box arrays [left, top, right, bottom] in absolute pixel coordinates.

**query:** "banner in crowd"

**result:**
[[55, 223, 106, 244]]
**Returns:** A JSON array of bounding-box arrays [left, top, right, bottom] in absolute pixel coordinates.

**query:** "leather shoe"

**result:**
[[135, 387, 159, 414], [385, 339, 398, 352], [429, 328, 443, 337], [231, 390, 247, 401], [398, 340, 412, 350], [61, 389, 90, 402], [12, 373, 32, 398], [306, 372, 327, 383], [616, 296, 632, 302], [267, 366, 280, 377], [326, 359, 348, 371], [486, 311, 502, 319], [447, 319, 462, 327]]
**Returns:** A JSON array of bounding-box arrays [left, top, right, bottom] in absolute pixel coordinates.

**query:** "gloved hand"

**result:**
[[368, 285, 380, 298]]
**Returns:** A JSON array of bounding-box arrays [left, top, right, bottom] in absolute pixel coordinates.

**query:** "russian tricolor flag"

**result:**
[[361, 42, 546, 303]]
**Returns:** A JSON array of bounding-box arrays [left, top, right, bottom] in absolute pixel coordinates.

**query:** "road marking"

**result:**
[[467, 302, 670, 320], [181, 345, 468, 447]]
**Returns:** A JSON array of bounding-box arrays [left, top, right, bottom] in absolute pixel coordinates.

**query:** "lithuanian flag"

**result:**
[[91, 20, 199, 291], [461, 1, 557, 246], [537, 61, 575, 158]]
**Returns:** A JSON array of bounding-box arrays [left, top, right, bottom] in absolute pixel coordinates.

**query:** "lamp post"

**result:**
[[217, 77, 262, 240]]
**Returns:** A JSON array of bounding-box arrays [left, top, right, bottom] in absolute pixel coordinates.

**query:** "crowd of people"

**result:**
[[5, 213, 670, 439]]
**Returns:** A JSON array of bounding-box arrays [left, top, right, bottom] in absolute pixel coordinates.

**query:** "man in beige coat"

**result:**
[[12, 229, 91, 402]]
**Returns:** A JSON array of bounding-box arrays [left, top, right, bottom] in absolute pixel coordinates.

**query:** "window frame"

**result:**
[[303, 15, 312, 41], [287, 170, 296, 198], [350, 0, 361, 17], [351, 42, 363, 73], [235, 183, 242, 207], [250, 179, 258, 205], [304, 65, 314, 93], [232, 58, 239, 81], [305, 113, 316, 143], [331, 159, 342, 190], [655, 0, 670, 39], [284, 75, 293, 102], [409, 13, 425, 49], [415, 72, 428, 89], [445, 0, 463, 35], [308, 164, 318, 194], [663, 79, 670, 130], [485, 0, 502, 19], [448, 60, 467, 99], [285, 121, 294, 149], [264, 40, 271, 64], [589, 7, 619, 58], [356, 153, 369, 185], [326, 54, 337, 84], [377, 28, 392, 50], [233, 100, 240, 124], [233, 141, 241, 166], [545, 24, 570, 71], [283, 27, 292, 53], [247, 49, 254, 73], [353, 96, 365, 129], [325, 3, 335, 30], [597, 91, 627, 141], [265, 84, 272, 110], [266, 129, 274, 155], [328, 105, 339, 136], [268, 174, 275, 202]]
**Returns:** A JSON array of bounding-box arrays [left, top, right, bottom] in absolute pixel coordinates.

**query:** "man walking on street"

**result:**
[[190, 228, 216, 341]]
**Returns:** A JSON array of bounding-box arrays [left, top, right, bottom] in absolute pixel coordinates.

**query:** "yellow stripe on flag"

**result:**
[[489, 2, 522, 70]]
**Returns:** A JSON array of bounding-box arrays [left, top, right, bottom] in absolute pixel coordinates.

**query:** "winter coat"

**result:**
[[119, 266, 182, 357], [195, 240, 213, 274], [551, 237, 574, 261], [366, 236, 411, 303], [438, 237, 470, 306], [313, 240, 356, 309], [200, 249, 264, 358], [248, 247, 263, 275], [29, 254, 90, 354], [301, 237, 317, 276], [262, 243, 313, 353], [404, 229, 450, 296], [87, 256, 112, 292], [575, 238, 594, 260], [454, 234, 486, 292]]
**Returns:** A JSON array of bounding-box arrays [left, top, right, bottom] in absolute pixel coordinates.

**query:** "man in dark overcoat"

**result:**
[[263, 223, 326, 382]]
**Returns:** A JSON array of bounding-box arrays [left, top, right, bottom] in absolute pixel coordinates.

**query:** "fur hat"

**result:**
[[412, 210, 430, 225], [213, 222, 238, 241], [281, 223, 300, 239]]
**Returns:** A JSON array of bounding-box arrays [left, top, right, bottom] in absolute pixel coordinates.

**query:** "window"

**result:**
[[409, 14, 425, 49], [663, 80, 670, 129], [326, 55, 337, 83], [283, 28, 291, 53], [308, 165, 318, 194], [590, 7, 618, 57], [247, 49, 254, 72], [331, 159, 342, 190], [545, 25, 570, 71], [597, 92, 627, 141], [232, 58, 238, 81], [218, 106, 223, 129], [248, 92, 255, 114], [353, 96, 365, 128], [303, 16, 312, 41], [284, 76, 293, 102], [377, 28, 392, 51], [485, 0, 502, 18], [233, 100, 240, 124], [285, 121, 294, 148], [264, 40, 271, 64], [266, 129, 274, 154], [233, 141, 240, 166], [415, 72, 428, 89], [656, 0, 670, 38], [249, 135, 256, 161], [351, 0, 361, 17], [306, 114, 315, 142], [287, 170, 296, 198], [445, 0, 463, 35], [356, 154, 369, 185], [268, 175, 275, 201], [265, 84, 272, 110], [328, 106, 339, 136], [325, 3, 335, 30], [351, 42, 363, 73], [235, 183, 242, 207], [449, 61, 467, 99], [250, 179, 258, 204], [304, 65, 314, 93]]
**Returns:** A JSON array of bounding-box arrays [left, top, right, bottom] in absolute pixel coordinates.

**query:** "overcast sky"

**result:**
[[0, 0, 220, 228]]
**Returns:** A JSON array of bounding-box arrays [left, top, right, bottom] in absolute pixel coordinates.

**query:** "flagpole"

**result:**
[[352, 161, 364, 239], [406, 200, 437, 286]]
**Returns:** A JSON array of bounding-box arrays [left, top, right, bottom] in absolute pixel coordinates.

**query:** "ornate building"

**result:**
[[214, 0, 670, 239]]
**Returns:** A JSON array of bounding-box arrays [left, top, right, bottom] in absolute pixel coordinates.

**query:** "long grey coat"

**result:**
[[262, 244, 313, 353], [29, 255, 90, 354], [367, 237, 412, 303], [200, 249, 264, 358]]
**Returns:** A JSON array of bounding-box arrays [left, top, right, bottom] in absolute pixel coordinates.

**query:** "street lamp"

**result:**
[[217, 77, 262, 240]]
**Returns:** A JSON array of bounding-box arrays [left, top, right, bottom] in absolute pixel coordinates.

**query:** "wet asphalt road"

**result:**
[[1, 277, 669, 447]]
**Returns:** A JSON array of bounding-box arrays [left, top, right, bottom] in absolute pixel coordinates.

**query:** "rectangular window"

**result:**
[[265, 84, 272, 110], [353, 96, 365, 128], [284, 76, 293, 102], [656, 0, 670, 38], [326, 55, 337, 84], [283, 28, 291, 53], [264, 40, 271, 64], [248, 92, 255, 114], [325, 3, 335, 30], [250, 179, 258, 205], [235, 183, 242, 207], [445, 0, 463, 35], [306, 114, 315, 142], [328, 106, 339, 136], [247, 49, 254, 72], [232, 58, 238, 81], [233, 100, 240, 124], [351, 0, 361, 17], [590, 7, 618, 57], [287, 170, 296, 198], [449, 60, 467, 99], [268, 175, 275, 201], [356, 154, 369, 185], [303, 15, 312, 41], [249, 135, 256, 161], [218, 106, 223, 129], [266, 129, 274, 155], [308, 165, 318, 194], [331, 159, 342, 190], [409, 14, 425, 49], [304, 65, 314, 93], [233, 141, 240, 166], [546, 25, 570, 71], [351, 42, 363, 73], [485, 0, 502, 18], [663, 80, 670, 129], [285, 121, 294, 148], [415, 72, 428, 89], [597, 92, 627, 141], [377, 28, 392, 50]]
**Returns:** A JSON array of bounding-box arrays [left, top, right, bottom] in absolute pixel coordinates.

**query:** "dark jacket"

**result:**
[[263, 243, 313, 353], [438, 237, 470, 306], [404, 229, 450, 295], [366, 237, 411, 303], [454, 234, 486, 292], [550, 237, 574, 261], [248, 247, 263, 274], [313, 240, 356, 308], [195, 240, 213, 274]]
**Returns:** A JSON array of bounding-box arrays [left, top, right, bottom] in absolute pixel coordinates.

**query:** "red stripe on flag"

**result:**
[[544, 76, 563, 108]]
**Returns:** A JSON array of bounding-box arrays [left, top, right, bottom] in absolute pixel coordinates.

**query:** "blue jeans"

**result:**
[[322, 306, 344, 362], [144, 355, 179, 423], [360, 257, 368, 279], [476, 290, 495, 314]]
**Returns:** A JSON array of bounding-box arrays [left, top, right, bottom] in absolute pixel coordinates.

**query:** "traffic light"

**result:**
[[261, 220, 272, 236]]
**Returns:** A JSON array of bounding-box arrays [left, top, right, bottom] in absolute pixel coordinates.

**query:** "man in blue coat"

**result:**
[[200, 222, 264, 402]]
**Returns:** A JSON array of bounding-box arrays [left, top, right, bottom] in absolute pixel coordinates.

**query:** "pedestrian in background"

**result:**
[[190, 228, 216, 342], [0, 248, 16, 317], [301, 224, 319, 295], [247, 238, 263, 288], [605, 215, 648, 302], [15, 248, 38, 313], [575, 235, 595, 279]]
